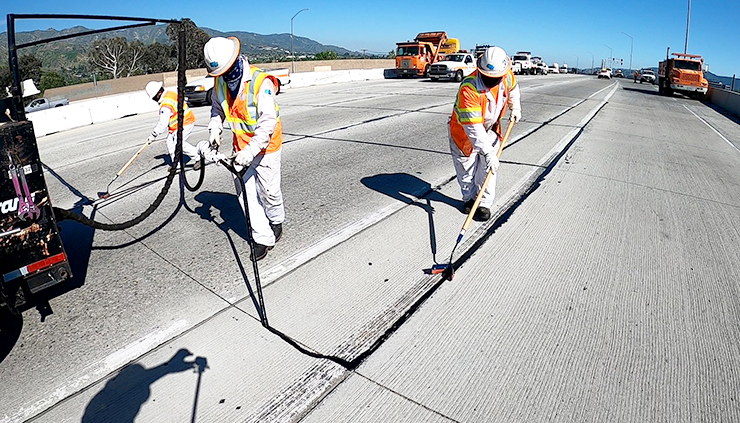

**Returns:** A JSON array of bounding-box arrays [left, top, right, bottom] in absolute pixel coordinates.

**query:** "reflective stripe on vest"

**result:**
[[449, 69, 515, 156], [214, 66, 282, 154], [160, 91, 195, 132]]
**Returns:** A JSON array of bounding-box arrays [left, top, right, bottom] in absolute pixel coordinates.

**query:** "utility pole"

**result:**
[[685, 0, 691, 53], [587, 51, 594, 73], [604, 45, 613, 68], [621, 32, 633, 73], [291, 8, 309, 74]]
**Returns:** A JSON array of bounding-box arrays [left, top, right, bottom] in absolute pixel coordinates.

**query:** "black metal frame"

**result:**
[[3, 14, 188, 314]]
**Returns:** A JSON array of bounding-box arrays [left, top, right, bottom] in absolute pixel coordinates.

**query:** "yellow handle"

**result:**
[[459, 120, 516, 233], [116, 139, 153, 177]]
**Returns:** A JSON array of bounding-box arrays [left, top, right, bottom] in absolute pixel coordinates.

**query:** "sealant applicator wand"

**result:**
[[432, 119, 516, 280]]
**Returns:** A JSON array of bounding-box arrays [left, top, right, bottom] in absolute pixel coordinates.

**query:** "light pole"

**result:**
[[604, 45, 612, 68], [620, 32, 633, 73], [291, 8, 309, 73], [587, 51, 594, 73], [685, 0, 691, 53]]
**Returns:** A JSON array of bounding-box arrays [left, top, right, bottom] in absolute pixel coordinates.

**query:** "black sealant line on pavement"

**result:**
[[259, 100, 607, 372]]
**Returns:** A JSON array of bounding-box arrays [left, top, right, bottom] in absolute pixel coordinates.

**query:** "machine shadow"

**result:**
[[0, 307, 23, 364], [81, 349, 208, 423], [361, 173, 461, 263]]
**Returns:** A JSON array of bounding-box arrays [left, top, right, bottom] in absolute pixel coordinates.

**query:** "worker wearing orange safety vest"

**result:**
[[145, 81, 202, 168], [448, 46, 521, 221], [203, 36, 284, 261]]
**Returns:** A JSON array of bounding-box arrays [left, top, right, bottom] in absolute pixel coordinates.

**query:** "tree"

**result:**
[[166, 19, 210, 69], [141, 42, 176, 74], [314, 50, 338, 60], [1, 54, 43, 94], [88, 37, 145, 79], [39, 72, 65, 92]]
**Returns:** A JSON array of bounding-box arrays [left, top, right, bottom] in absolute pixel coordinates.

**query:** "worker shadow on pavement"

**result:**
[[362, 173, 460, 264], [192, 191, 267, 317], [81, 348, 208, 423]]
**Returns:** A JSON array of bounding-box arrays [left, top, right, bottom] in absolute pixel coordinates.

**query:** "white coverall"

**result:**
[[209, 62, 284, 247], [449, 73, 521, 209], [151, 94, 201, 162]]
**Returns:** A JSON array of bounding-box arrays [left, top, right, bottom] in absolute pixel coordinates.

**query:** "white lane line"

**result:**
[[5, 320, 190, 423], [682, 104, 740, 154], [589, 81, 618, 99], [261, 83, 619, 287]]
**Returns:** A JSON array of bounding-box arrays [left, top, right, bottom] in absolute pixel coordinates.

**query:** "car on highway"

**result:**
[[614, 69, 624, 78], [639, 69, 656, 84], [184, 68, 290, 106], [598, 68, 612, 79], [428, 53, 476, 82], [24, 97, 69, 113]]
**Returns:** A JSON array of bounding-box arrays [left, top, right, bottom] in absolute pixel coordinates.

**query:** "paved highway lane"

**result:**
[[5, 74, 729, 422]]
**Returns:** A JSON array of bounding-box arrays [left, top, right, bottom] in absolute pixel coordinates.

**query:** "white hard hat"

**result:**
[[204, 37, 241, 76], [145, 81, 163, 100], [477, 46, 511, 78]]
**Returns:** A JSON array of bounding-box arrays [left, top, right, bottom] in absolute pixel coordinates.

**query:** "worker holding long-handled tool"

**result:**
[[145, 80, 202, 168], [448, 46, 521, 221], [203, 37, 285, 261]]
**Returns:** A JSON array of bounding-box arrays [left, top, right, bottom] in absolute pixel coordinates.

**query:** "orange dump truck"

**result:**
[[658, 51, 709, 100], [395, 31, 447, 77]]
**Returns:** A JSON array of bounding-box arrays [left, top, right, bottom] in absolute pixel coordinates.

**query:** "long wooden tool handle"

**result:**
[[458, 119, 516, 239], [117, 139, 153, 177]]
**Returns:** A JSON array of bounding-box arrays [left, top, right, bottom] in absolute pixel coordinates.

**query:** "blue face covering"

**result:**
[[224, 56, 243, 98]]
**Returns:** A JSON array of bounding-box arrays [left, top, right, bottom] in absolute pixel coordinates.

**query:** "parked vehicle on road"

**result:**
[[24, 97, 69, 113], [512, 51, 535, 75], [598, 68, 612, 79], [548, 63, 560, 74], [658, 50, 709, 100], [614, 69, 624, 78], [395, 32, 448, 77], [428, 52, 476, 82], [639, 69, 656, 84], [185, 68, 290, 106], [531, 57, 548, 75]]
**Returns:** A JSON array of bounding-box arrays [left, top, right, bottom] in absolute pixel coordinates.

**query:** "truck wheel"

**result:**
[[205, 88, 212, 104], [276, 81, 282, 95], [454, 70, 463, 82], [424, 65, 430, 77]]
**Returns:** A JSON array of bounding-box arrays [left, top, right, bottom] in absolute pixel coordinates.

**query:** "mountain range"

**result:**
[[0, 24, 359, 70]]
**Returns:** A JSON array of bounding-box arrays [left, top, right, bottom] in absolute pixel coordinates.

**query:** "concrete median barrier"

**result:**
[[30, 70, 388, 137], [708, 87, 740, 118]]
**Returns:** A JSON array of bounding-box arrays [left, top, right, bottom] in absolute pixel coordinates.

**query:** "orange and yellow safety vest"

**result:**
[[160, 90, 195, 133], [214, 66, 283, 154], [449, 69, 517, 156]]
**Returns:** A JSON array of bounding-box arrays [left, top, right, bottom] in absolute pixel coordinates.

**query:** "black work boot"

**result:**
[[270, 223, 283, 243], [462, 199, 475, 214], [251, 243, 272, 261], [474, 206, 491, 221]]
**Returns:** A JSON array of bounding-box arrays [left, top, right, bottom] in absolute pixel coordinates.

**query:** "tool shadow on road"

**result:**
[[80, 348, 208, 423], [361, 173, 461, 263]]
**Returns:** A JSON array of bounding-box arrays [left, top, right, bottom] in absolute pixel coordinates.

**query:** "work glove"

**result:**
[[208, 128, 222, 148], [196, 141, 226, 163], [482, 149, 500, 173], [234, 147, 256, 167], [147, 132, 157, 143], [510, 107, 521, 123]]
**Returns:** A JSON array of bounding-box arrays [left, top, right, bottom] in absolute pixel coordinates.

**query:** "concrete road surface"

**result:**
[[2, 74, 739, 422]]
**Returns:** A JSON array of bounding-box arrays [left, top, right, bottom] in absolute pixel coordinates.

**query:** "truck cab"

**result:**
[[512, 51, 534, 75], [428, 52, 476, 82], [395, 31, 448, 77], [658, 52, 709, 100]]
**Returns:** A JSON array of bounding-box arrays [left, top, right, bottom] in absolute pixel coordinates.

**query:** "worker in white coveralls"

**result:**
[[203, 36, 284, 261], [145, 81, 202, 169], [448, 46, 521, 221]]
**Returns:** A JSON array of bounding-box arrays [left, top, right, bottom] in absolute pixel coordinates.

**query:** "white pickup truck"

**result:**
[[428, 53, 477, 82], [184, 68, 290, 106], [24, 97, 69, 113]]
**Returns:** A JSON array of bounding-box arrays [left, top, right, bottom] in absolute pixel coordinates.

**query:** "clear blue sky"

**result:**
[[2, 0, 738, 76]]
